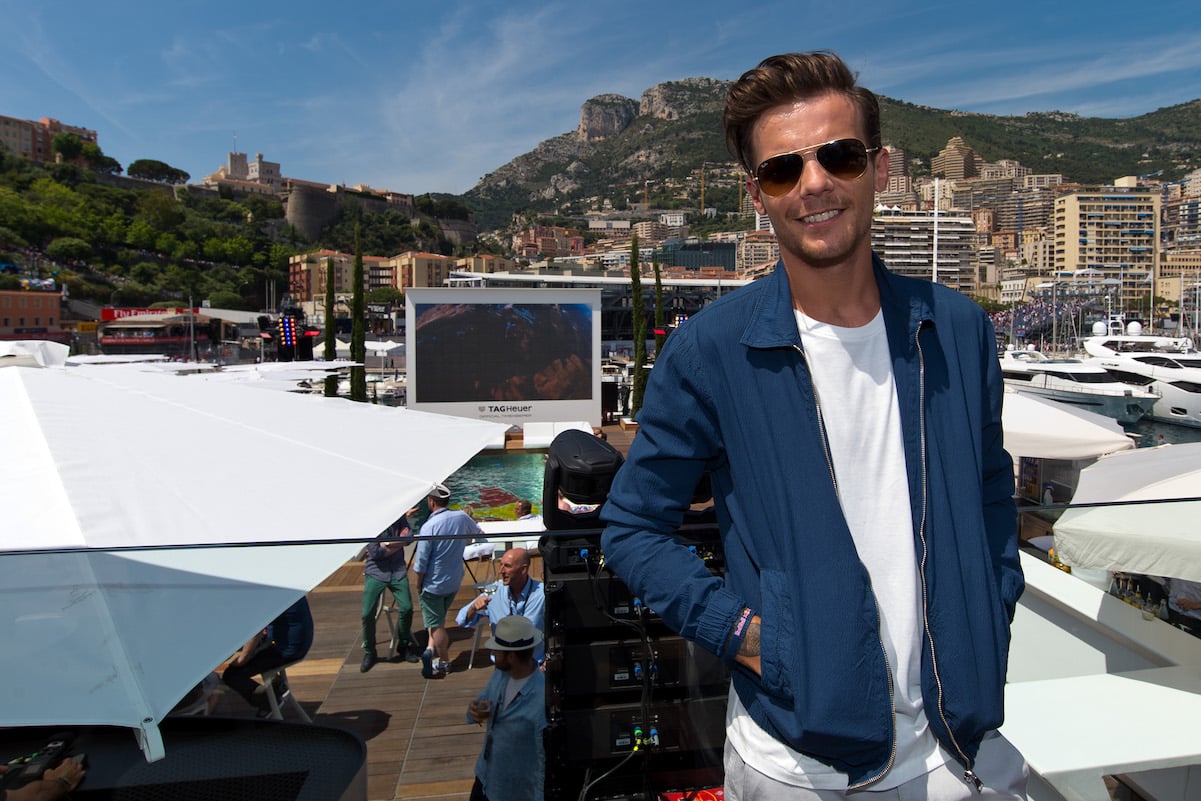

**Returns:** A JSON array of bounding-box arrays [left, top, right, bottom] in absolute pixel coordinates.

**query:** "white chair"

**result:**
[[259, 661, 311, 722], [463, 540, 496, 584], [374, 592, 400, 660]]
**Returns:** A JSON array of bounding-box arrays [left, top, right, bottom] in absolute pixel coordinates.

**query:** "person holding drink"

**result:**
[[465, 615, 546, 801]]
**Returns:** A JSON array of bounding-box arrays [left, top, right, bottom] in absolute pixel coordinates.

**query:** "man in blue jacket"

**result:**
[[601, 51, 1027, 800]]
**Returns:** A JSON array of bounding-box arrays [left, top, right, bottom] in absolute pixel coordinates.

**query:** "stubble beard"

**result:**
[[778, 202, 874, 272]]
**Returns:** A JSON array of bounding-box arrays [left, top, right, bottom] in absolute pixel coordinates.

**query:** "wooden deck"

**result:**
[[206, 422, 637, 801]]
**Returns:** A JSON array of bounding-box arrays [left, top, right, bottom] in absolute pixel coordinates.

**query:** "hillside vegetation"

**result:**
[[3, 77, 1199, 307], [464, 78, 1201, 230], [0, 155, 460, 308]]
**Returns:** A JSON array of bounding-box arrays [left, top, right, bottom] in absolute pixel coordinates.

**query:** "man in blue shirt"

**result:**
[[456, 547, 546, 663], [412, 483, 480, 678], [466, 615, 546, 801]]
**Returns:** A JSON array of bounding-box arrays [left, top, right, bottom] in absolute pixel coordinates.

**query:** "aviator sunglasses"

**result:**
[[753, 138, 880, 197]]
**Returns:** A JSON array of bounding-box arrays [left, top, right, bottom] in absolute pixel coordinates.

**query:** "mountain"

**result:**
[[461, 78, 1201, 231]]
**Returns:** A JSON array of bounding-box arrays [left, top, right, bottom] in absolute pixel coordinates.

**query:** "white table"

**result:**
[[1001, 666, 1201, 801]]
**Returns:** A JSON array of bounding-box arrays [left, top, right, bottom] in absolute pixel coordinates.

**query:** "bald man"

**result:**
[[457, 548, 546, 663]]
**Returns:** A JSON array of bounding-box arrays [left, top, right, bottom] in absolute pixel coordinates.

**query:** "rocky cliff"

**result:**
[[577, 94, 639, 141]]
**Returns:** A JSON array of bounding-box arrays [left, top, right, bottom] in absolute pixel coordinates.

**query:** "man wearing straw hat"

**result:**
[[465, 615, 546, 801]]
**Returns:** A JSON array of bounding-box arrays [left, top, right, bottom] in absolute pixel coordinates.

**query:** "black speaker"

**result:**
[[541, 428, 624, 531], [540, 527, 728, 800]]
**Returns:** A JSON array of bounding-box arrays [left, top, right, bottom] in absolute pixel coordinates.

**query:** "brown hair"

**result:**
[[723, 51, 881, 173]]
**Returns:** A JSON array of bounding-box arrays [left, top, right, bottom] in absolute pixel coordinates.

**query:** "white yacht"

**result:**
[[1081, 320, 1201, 429], [1000, 346, 1157, 424]]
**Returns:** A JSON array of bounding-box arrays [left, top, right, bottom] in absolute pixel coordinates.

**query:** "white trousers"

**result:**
[[724, 732, 1028, 801]]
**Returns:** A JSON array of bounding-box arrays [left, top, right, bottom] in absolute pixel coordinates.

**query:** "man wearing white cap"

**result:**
[[412, 483, 480, 678], [466, 615, 546, 801]]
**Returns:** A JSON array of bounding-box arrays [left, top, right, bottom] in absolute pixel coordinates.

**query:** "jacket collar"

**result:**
[[740, 255, 933, 349]]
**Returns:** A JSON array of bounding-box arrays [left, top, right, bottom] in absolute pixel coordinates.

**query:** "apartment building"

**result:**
[[931, 136, 982, 180], [870, 207, 978, 294], [632, 220, 674, 244], [1163, 195, 1201, 251], [1054, 186, 1160, 313], [0, 115, 97, 163], [288, 250, 376, 303], [736, 230, 780, 275], [994, 188, 1055, 234], [948, 177, 1019, 218], [0, 288, 68, 343], [288, 248, 460, 303], [1020, 237, 1055, 276], [513, 225, 585, 259], [454, 254, 522, 274], [387, 251, 455, 290], [1024, 174, 1065, 190]]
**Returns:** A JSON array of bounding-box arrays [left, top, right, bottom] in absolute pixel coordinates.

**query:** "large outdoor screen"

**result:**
[[405, 287, 601, 425]]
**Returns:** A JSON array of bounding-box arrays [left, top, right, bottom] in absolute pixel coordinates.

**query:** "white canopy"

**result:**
[[0, 359, 505, 759], [1054, 442, 1201, 582], [0, 339, 70, 367], [314, 339, 403, 358]]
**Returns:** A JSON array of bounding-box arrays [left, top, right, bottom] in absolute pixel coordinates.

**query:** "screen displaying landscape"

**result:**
[[413, 301, 593, 403]]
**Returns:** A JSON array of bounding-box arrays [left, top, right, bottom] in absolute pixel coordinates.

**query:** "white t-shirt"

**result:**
[[726, 308, 947, 790]]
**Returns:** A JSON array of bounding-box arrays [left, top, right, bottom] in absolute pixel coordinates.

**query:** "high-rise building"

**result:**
[[736, 230, 780, 276], [931, 136, 981, 180], [1054, 186, 1160, 313], [870, 207, 977, 293], [994, 189, 1055, 235], [1163, 195, 1201, 251]]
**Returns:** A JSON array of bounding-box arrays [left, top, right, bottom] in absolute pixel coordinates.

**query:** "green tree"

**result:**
[[349, 221, 367, 402], [81, 143, 121, 174], [0, 225, 28, 250], [206, 289, 246, 309], [125, 219, 157, 250], [45, 236, 92, 263], [324, 257, 338, 397], [630, 233, 648, 417], [51, 133, 84, 163], [137, 191, 185, 231], [127, 159, 190, 184], [366, 286, 404, 305]]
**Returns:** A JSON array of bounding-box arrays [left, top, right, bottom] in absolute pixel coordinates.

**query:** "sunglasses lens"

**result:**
[[816, 139, 870, 180], [755, 139, 873, 196], [755, 154, 803, 197]]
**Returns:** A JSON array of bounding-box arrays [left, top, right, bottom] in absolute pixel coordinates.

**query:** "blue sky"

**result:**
[[3, 1, 1199, 196]]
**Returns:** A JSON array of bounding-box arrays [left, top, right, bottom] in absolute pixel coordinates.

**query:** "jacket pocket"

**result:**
[[758, 568, 794, 700]]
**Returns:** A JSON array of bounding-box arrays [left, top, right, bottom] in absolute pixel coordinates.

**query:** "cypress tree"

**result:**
[[630, 233, 647, 418], [350, 220, 367, 402], [323, 257, 338, 397]]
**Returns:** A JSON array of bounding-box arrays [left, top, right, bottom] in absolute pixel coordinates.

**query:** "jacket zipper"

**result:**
[[794, 344, 898, 790], [913, 323, 981, 793]]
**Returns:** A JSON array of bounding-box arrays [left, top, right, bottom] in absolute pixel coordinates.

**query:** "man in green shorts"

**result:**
[[412, 483, 480, 678]]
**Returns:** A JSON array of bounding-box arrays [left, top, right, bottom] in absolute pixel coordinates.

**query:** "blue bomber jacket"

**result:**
[[600, 257, 1023, 788]]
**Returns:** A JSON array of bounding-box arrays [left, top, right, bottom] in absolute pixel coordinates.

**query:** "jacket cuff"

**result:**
[[696, 588, 751, 661]]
